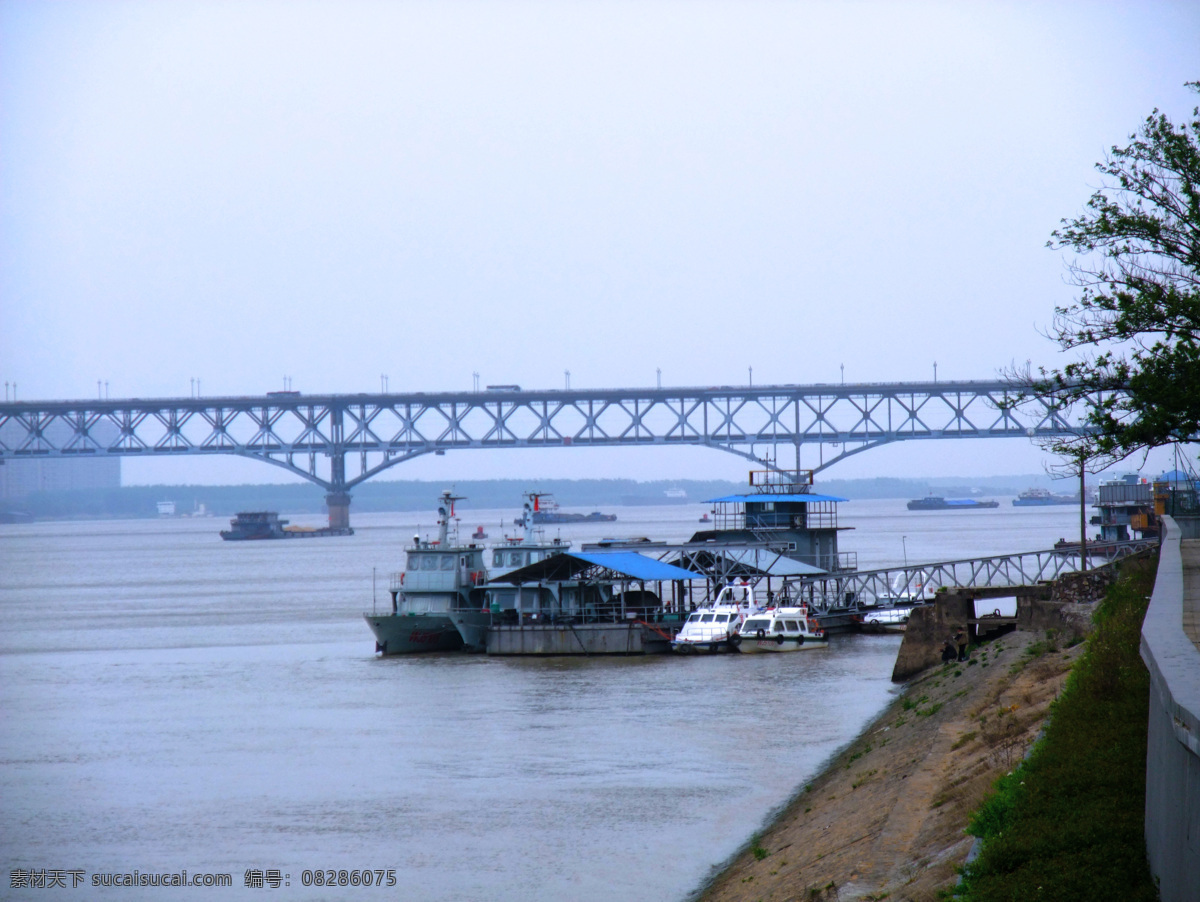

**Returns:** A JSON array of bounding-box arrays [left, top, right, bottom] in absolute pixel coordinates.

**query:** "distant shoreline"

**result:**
[[3, 473, 1084, 521]]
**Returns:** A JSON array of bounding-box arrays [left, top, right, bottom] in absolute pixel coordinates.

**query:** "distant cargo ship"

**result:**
[[906, 496, 999, 511], [219, 511, 353, 540], [512, 496, 616, 526], [1012, 488, 1078, 507]]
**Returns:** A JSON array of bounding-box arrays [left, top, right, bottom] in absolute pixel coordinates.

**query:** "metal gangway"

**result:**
[[786, 539, 1160, 613]]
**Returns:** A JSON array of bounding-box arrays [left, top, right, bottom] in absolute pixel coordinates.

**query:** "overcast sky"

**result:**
[[2, 1, 1197, 485]]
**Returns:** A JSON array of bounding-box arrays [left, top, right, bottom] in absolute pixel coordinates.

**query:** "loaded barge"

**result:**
[[907, 495, 999, 511], [220, 511, 353, 540]]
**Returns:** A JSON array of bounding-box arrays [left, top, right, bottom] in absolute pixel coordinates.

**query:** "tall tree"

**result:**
[[1034, 82, 1200, 469]]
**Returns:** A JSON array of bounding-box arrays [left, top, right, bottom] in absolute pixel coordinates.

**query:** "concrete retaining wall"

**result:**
[[1140, 516, 1200, 902], [891, 587, 1046, 682]]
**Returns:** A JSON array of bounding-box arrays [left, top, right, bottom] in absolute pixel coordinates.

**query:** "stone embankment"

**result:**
[[699, 609, 1090, 902]]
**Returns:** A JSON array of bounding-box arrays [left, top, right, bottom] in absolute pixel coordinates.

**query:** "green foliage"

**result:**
[[751, 835, 769, 860], [1031, 82, 1200, 467], [965, 770, 1025, 840], [952, 560, 1158, 901], [950, 730, 977, 751]]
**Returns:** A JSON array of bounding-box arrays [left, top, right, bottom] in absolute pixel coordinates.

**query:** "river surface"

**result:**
[[0, 496, 1084, 900]]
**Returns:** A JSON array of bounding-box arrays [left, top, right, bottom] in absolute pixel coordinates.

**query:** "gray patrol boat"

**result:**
[[452, 492, 572, 650], [364, 491, 488, 655]]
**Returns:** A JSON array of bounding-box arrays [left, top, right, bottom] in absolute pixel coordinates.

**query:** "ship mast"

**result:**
[[521, 492, 553, 543], [437, 490, 465, 545]]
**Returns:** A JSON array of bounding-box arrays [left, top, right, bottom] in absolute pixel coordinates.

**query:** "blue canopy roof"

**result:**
[[492, 550, 700, 584], [706, 493, 848, 504], [570, 551, 699, 582]]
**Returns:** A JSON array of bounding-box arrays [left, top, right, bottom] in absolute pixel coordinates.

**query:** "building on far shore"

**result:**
[[0, 456, 122, 501], [0, 418, 123, 502]]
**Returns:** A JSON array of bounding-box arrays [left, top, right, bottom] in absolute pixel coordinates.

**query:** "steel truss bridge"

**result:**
[[0, 380, 1080, 524]]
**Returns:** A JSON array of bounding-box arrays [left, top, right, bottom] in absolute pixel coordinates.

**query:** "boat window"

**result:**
[[700, 614, 714, 623], [440, 556, 454, 571], [784, 620, 800, 631], [687, 614, 701, 623], [743, 619, 768, 631], [407, 557, 420, 571], [714, 613, 728, 622], [492, 551, 504, 567], [421, 556, 438, 571], [530, 551, 541, 563], [773, 621, 785, 632], [509, 552, 524, 567]]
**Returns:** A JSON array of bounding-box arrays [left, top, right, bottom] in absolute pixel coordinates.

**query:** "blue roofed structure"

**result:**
[[570, 552, 700, 582], [707, 493, 849, 504], [693, 469, 856, 574], [490, 549, 698, 584]]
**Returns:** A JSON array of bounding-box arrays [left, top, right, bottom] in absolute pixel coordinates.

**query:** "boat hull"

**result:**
[[452, 610, 492, 651], [734, 635, 829, 653], [363, 613, 464, 654], [670, 638, 738, 654]]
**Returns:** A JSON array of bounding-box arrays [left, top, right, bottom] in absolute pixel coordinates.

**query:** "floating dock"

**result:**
[[485, 620, 677, 656]]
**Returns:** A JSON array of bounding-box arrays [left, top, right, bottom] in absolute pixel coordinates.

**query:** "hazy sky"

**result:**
[[2, 1, 1197, 485]]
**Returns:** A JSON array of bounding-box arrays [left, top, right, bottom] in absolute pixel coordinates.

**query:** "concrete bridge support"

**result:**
[[325, 491, 351, 530], [1141, 516, 1200, 902]]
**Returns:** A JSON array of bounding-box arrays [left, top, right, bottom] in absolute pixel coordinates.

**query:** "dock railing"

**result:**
[[788, 539, 1157, 612]]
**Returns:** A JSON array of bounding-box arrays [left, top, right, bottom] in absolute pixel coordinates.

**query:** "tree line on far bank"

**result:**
[[6, 474, 1088, 520]]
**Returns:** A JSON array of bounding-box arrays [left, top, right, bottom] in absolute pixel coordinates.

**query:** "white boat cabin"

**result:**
[[671, 584, 760, 650], [733, 604, 827, 652]]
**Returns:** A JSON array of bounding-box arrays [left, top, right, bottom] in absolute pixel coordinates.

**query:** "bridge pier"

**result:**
[[325, 491, 351, 530]]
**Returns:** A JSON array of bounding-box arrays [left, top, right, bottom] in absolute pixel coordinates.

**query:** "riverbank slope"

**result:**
[[698, 629, 1082, 902]]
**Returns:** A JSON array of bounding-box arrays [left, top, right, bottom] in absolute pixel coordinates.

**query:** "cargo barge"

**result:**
[[219, 511, 353, 540], [512, 494, 616, 526], [906, 495, 999, 511], [1012, 488, 1079, 507]]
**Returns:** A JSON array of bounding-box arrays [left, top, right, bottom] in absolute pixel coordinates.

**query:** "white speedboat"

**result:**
[[858, 606, 913, 632], [732, 604, 828, 653], [670, 584, 759, 653]]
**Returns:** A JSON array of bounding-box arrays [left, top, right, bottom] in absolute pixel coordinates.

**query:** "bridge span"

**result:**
[[0, 379, 1080, 525]]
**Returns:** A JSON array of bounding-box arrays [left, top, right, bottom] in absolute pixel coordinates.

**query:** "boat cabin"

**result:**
[[694, 469, 853, 573]]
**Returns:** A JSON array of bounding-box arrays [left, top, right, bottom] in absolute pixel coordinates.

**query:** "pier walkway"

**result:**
[[792, 539, 1157, 612]]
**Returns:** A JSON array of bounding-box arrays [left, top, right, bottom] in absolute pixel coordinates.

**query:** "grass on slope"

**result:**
[[951, 556, 1159, 902]]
